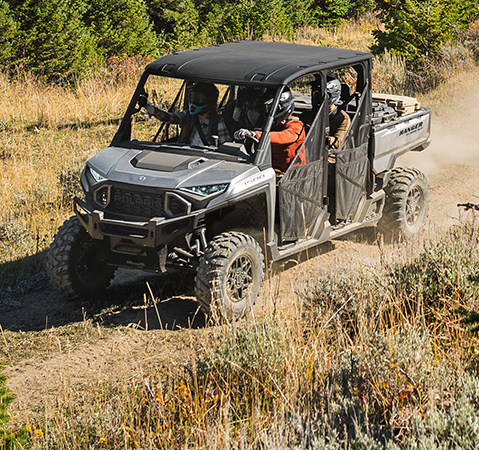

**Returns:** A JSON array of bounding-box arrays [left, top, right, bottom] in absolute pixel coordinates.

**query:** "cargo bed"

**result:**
[[371, 93, 432, 173]]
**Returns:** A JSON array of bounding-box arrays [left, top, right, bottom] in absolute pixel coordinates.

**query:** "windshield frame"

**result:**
[[111, 72, 287, 167]]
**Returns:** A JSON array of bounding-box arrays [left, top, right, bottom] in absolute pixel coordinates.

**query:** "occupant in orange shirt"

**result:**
[[234, 87, 306, 172]]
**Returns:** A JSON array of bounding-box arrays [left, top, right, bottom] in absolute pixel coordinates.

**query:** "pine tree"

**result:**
[[83, 0, 158, 58], [372, 0, 479, 66], [0, 1, 18, 64], [8, 0, 97, 80]]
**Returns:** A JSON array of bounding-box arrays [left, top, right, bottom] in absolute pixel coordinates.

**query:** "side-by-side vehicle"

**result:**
[[48, 41, 431, 319]]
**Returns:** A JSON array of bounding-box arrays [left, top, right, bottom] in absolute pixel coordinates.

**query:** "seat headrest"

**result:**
[[340, 83, 351, 101]]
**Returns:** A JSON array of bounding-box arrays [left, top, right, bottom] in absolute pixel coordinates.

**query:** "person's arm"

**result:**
[[328, 112, 351, 149], [268, 119, 304, 145], [253, 117, 304, 144], [144, 105, 187, 125]]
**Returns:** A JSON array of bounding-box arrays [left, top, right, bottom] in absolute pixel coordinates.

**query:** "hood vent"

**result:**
[[188, 158, 207, 169], [132, 151, 207, 172]]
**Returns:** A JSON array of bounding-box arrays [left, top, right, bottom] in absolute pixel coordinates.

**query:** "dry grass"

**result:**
[[0, 73, 133, 270], [276, 13, 381, 52], [0, 320, 112, 366], [3, 221, 478, 448], [419, 66, 479, 116], [1, 19, 479, 448]]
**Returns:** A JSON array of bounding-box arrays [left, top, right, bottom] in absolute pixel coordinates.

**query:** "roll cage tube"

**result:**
[[111, 72, 149, 146], [154, 80, 186, 142], [254, 85, 286, 170]]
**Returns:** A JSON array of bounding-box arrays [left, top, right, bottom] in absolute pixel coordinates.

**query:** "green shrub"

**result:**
[[372, 0, 479, 67], [405, 374, 479, 449], [152, 0, 203, 51], [303, 224, 479, 329], [196, 322, 290, 420], [5, 0, 157, 80], [147, 0, 314, 50], [195, 0, 310, 43], [311, 0, 375, 25], [8, 0, 97, 80], [390, 228, 479, 311]]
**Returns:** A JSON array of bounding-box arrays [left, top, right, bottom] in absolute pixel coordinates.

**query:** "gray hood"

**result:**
[[87, 146, 258, 189]]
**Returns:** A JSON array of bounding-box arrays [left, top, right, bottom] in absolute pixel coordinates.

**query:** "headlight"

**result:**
[[181, 184, 229, 197], [85, 166, 107, 186]]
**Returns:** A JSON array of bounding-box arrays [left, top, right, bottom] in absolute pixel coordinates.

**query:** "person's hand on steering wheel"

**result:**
[[234, 128, 259, 143]]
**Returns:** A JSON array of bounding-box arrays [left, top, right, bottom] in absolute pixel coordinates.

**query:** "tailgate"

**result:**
[[372, 107, 431, 173]]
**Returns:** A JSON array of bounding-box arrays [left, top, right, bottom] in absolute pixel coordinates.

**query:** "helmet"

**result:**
[[237, 85, 263, 106], [187, 82, 219, 115], [237, 86, 266, 128], [265, 87, 294, 126], [325, 77, 342, 106]]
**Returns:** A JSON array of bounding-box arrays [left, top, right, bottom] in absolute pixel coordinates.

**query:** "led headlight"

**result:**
[[181, 183, 229, 197], [85, 166, 107, 187]]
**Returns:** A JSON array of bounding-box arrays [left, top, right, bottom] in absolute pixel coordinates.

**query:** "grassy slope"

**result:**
[[1, 21, 479, 448]]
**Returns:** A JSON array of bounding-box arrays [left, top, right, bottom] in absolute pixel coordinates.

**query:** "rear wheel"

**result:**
[[195, 232, 264, 321], [47, 216, 116, 299], [378, 167, 429, 242]]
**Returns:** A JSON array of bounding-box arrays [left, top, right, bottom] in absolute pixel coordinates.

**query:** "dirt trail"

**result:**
[[4, 72, 479, 422], [5, 328, 198, 421]]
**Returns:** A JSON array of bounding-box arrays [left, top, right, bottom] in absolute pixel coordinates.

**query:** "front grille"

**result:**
[[108, 187, 166, 218]]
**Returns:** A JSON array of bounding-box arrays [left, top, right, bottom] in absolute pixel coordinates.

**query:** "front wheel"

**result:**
[[195, 232, 265, 321], [47, 216, 116, 299], [377, 167, 429, 242]]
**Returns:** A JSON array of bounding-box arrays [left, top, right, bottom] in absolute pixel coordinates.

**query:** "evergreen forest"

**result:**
[[1, 0, 478, 83]]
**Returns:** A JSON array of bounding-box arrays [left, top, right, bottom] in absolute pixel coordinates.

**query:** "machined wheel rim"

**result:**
[[226, 255, 254, 303], [405, 185, 424, 226]]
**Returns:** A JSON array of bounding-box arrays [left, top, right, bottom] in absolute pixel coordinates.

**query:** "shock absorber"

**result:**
[[186, 223, 208, 257], [198, 226, 208, 252]]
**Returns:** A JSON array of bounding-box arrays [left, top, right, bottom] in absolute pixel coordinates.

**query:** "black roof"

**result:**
[[146, 41, 371, 86]]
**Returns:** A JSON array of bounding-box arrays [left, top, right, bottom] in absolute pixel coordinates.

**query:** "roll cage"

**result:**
[[111, 41, 373, 163]]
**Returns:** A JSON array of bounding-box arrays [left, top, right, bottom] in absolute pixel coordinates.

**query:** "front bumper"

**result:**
[[74, 196, 203, 248]]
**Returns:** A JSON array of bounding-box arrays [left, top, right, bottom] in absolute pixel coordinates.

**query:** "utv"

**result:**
[[48, 41, 431, 319]]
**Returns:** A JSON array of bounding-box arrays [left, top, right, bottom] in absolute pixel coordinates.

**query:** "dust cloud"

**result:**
[[399, 69, 479, 226]]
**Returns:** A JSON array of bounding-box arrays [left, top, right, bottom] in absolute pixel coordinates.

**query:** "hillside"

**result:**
[[1, 35, 479, 448]]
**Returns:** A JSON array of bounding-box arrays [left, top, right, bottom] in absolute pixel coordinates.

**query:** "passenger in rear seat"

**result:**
[[326, 77, 350, 151]]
